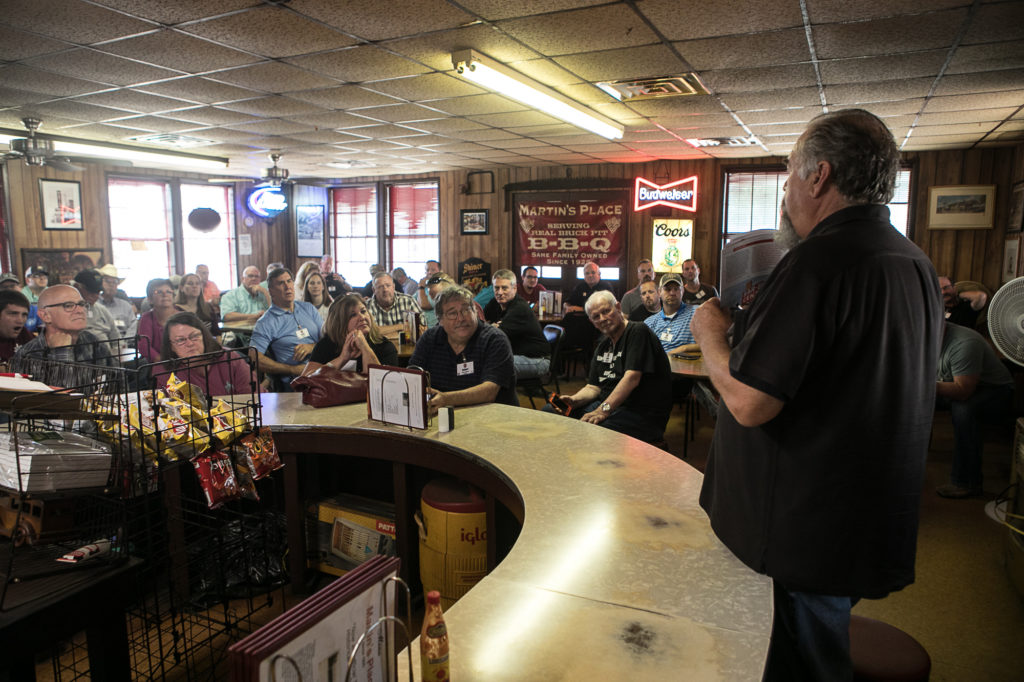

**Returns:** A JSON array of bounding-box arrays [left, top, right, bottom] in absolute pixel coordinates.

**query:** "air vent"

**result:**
[[685, 135, 760, 148], [596, 74, 709, 101], [127, 133, 218, 148]]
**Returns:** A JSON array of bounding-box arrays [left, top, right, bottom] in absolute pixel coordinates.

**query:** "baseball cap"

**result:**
[[659, 273, 683, 287], [0, 273, 19, 285], [26, 266, 48, 278], [73, 268, 103, 294]]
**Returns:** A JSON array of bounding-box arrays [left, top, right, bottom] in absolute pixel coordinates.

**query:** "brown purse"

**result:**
[[291, 362, 368, 407]]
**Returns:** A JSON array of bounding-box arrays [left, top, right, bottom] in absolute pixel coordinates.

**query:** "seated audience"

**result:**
[[249, 268, 322, 388], [565, 262, 613, 312], [97, 265, 138, 337], [260, 262, 284, 289], [300, 270, 333, 321], [518, 266, 546, 308], [366, 272, 422, 333], [409, 285, 516, 412], [416, 260, 442, 312], [628, 280, 661, 322], [155, 312, 257, 396], [310, 294, 398, 371], [0, 290, 34, 363], [22, 266, 48, 304], [196, 263, 221, 305], [13, 284, 114, 368], [176, 273, 220, 335], [72, 269, 121, 344], [391, 267, 419, 296], [420, 273, 453, 327], [220, 265, 271, 325], [549, 290, 672, 443], [484, 269, 550, 380], [939, 275, 988, 329], [138, 278, 179, 363], [645, 273, 696, 352], [359, 263, 386, 297], [681, 259, 718, 305], [935, 320, 1014, 498], [319, 255, 351, 299], [620, 259, 655, 317]]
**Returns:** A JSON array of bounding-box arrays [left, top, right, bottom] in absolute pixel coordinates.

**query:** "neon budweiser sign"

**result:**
[[634, 175, 698, 212]]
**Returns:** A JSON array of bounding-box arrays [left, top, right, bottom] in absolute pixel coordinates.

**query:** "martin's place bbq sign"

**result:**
[[516, 200, 625, 267]]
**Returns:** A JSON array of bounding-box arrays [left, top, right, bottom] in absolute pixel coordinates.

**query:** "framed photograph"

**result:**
[[1003, 238, 1020, 283], [927, 185, 996, 230], [21, 248, 103, 285], [38, 179, 83, 230], [460, 209, 489, 235], [1008, 180, 1024, 235], [296, 205, 325, 257]]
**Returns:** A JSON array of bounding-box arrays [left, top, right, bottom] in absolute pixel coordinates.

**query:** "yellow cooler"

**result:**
[[416, 477, 487, 609]]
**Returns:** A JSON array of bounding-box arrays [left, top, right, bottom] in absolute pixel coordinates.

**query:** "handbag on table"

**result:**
[[290, 362, 368, 407]]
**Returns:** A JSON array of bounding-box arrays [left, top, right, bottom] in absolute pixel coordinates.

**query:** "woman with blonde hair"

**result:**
[[175, 272, 220, 335], [293, 261, 319, 300], [309, 293, 397, 371]]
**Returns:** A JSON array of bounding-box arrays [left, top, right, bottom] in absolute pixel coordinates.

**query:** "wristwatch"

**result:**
[[601, 402, 611, 413]]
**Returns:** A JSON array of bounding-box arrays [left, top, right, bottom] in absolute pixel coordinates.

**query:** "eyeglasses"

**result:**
[[170, 331, 204, 347], [442, 306, 475, 320], [152, 289, 174, 297], [43, 300, 88, 312]]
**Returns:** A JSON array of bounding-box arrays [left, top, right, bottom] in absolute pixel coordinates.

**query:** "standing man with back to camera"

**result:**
[[691, 109, 943, 681]]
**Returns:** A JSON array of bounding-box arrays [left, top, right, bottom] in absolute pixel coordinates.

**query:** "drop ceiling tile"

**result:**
[[553, 44, 687, 82], [477, 136, 547, 148], [365, 73, 485, 102], [503, 59, 586, 90], [533, 132, 609, 146], [179, 127, 262, 142], [819, 51, 947, 85], [181, 6, 357, 58], [349, 103, 448, 124], [946, 41, 1024, 75], [27, 99, 130, 123], [721, 87, 823, 112], [812, 9, 966, 59], [824, 77, 935, 104], [156, 105, 259, 126], [23, 49, 183, 87], [334, 139, 419, 152], [3, 0, 156, 44], [748, 123, 814, 136], [805, 0, 966, 23], [286, 129, 373, 144], [0, 65, 109, 97], [0, 111, 82, 131], [699, 63, 819, 94], [77, 89, 197, 113], [383, 25, 541, 72], [853, 100, 928, 117], [556, 83, 623, 107], [134, 76, 256, 104], [337, 123, 426, 139], [670, 126, 752, 139], [91, 0, 261, 25], [924, 91, 1024, 113], [673, 29, 810, 71], [916, 108, 1018, 126], [99, 30, 261, 73], [107, 114, 209, 132], [285, 85, 403, 110], [908, 132, 989, 145], [0, 87, 51, 108], [454, 129, 528, 143], [640, 0, 804, 40], [497, 5, 658, 56], [425, 94, 527, 117], [287, 46, 431, 83], [513, 123, 584, 137], [0, 26, 72, 61], [934, 70, 1024, 96], [218, 96, 328, 118], [226, 119, 313, 135], [914, 123, 1003, 139], [468, 111, 563, 129], [962, 2, 1024, 44], [623, 97, 729, 117], [290, 0, 475, 41], [56, 122, 153, 141], [384, 134, 453, 147], [207, 62, 339, 93], [460, 0, 608, 20], [407, 118, 489, 135], [285, 110, 380, 129]]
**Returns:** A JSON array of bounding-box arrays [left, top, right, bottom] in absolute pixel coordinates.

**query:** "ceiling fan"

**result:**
[[209, 152, 337, 187], [1, 117, 83, 171]]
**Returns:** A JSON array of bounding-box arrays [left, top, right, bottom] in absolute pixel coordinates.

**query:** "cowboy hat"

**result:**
[[97, 264, 126, 283]]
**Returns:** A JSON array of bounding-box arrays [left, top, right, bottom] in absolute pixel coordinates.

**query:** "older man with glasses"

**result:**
[[12, 284, 115, 370], [409, 285, 516, 412]]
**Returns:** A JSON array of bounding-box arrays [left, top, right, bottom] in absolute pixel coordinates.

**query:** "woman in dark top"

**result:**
[[309, 293, 397, 371]]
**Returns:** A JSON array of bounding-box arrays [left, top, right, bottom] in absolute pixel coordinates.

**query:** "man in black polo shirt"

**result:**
[[692, 109, 943, 681], [553, 290, 671, 443], [410, 285, 516, 411], [484, 269, 550, 379], [565, 262, 613, 312]]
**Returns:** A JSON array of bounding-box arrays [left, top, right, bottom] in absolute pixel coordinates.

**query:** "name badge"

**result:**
[[296, 327, 310, 339], [660, 331, 673, 342], [457, 361, 475, 376]]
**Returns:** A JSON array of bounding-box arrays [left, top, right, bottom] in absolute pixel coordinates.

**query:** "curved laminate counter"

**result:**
[[260, 394, 771, 680]]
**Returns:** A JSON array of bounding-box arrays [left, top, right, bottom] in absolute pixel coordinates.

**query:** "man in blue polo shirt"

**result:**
[[249, 267, 322, 388], [644, 273, 695, 352]]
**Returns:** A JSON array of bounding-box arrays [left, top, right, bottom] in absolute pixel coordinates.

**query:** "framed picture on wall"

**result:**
[[296, 205, 325, 257], [38, 179, 83, 230], [927, 185, 996, 230], [1003, 238, 1020, 283], [460, 209, 489, 235], [21, 248, 104, 285], [1008, 180, 1024, 235]]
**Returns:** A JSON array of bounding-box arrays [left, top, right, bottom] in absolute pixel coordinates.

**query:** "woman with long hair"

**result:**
[[293, 261, 319, 301], [154, 312, 258, 396], [175, 272, 220, 335], [137, 278, 177, 363], [302, 271, 332, 321], [309, 293, 397, 371]]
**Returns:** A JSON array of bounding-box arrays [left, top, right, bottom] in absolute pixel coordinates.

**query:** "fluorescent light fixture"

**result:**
[[0, 129, 229, 171], [452, 49, 624, 140]]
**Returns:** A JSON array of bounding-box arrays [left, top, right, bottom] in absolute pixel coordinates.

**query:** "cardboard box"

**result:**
[[307, 494, 396, 577]]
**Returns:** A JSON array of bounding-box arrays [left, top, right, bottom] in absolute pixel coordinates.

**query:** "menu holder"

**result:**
[[228, 555, 404, 682], [366, 365, 429, 430]]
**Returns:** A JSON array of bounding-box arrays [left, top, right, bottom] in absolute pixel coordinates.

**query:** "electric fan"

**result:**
[[989, 276, 1024, 366]]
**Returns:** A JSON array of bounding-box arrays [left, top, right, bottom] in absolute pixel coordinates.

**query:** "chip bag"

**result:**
[[191, 450, 240, 509], [237, 427, 283, 480]]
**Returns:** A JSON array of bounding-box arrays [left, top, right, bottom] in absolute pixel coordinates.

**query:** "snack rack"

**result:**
[[7, 341, 288, 681]]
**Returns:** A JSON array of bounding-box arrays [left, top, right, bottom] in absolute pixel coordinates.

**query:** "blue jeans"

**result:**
[[937, 383, 1013, 490], [766, 585, 857, 682], [514, 355, 549, 380]]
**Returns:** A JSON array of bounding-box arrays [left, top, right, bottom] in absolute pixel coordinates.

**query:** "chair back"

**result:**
[[543, 324, 565, 393]]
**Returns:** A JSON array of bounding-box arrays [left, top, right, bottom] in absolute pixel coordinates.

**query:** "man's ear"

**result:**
[[809, 160, 833, 198]]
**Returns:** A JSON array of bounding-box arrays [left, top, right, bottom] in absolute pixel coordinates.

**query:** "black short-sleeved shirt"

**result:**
[[566, 280, 613, 308], [587, 321, 672, 424], [945, 299, 980, 329], [483, 296, 549, 359], [409, 320, 517, 406], [682, 283, 718, 305], [627, 306, 658, 322], [309, 335, 398, 371], [700, 204, 944, 599]]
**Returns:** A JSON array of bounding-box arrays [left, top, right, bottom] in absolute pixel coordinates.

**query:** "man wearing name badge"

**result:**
[[619, 259, 655, 317], [681, 259, 718, 305], [691, 109, 943, 681], [319, 255, 351, 300], [484, 269, 550, 380], [550, 290, 672, 443], [249, 268, 321, 388], [565, 262, 613, 313], [628, 280, 661, 322], [644, 273, 696, 352], [409, 285, 517, 412]]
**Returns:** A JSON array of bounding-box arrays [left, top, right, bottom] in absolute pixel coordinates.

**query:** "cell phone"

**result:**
[[547, 393, 571, 416]]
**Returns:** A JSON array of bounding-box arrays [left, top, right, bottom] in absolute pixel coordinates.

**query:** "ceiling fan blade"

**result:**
[[46, 157, 84, 172], [208, 176, 255, 184]]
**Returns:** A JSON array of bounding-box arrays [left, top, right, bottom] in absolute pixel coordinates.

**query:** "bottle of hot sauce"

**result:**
[[420, 590, 450, 681]]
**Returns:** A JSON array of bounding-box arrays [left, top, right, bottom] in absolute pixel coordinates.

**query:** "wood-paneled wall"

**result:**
[[4, 141, 1023, 296]]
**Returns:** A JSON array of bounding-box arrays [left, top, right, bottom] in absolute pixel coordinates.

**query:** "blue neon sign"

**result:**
[[247, 186, 287, 218]]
